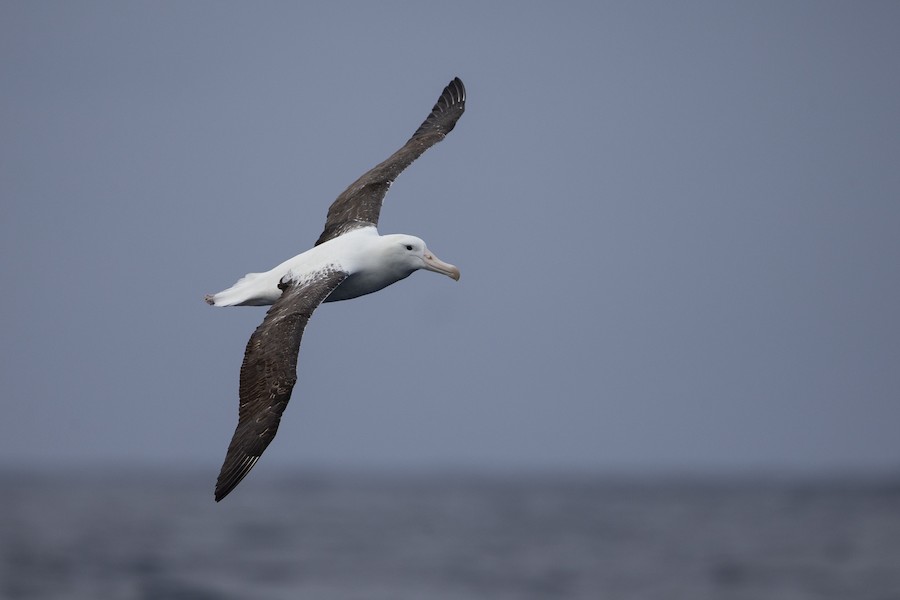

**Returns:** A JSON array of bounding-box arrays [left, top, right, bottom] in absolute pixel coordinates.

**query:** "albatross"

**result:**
[[206, 77, 466, 501]]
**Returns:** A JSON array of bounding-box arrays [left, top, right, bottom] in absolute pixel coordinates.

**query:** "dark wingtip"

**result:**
[[435, 76, 466, 117], [214, 466, 242, 502], [214, 475, 232, 502], [411, 76, 466, 140], [214, 453, 261, 502], [214, 473, 239, 502], [447, 77, 465, 104]]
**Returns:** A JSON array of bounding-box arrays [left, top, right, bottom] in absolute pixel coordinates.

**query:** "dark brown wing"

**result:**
[[314, 77, 466, 246], [214, 266, 349, 501]]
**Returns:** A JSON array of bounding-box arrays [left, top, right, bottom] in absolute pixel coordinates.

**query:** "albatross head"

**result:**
[[383, 234, 460, 281]]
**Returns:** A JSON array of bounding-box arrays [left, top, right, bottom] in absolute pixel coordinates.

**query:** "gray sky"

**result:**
[[2, 1, 898, 475]]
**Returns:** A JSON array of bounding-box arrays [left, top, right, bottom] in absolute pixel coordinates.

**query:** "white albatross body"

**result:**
[[206, 227, 459, 307], [207, 77, 467, 501]]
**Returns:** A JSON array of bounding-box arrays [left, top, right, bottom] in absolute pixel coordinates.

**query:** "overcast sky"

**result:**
[[2, 1, 898, 476]]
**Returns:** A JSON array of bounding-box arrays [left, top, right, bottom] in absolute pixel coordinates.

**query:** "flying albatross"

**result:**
[[206, 77, 466, 501]]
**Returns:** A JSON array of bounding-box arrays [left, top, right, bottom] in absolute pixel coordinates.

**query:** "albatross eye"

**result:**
[[405, 244, 414, 251]]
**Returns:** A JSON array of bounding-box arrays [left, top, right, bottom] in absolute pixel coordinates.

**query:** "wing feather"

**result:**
[[314, 77, 466, 245], [214, 266, 349, 501]]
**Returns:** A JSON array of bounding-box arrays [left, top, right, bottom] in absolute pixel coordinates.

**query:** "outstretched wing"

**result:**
[[214, 266, 349, 501], [314, 77, 466, 246]]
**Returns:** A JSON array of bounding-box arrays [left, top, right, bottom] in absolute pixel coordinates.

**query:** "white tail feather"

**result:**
[[205, 272, 277, 307]]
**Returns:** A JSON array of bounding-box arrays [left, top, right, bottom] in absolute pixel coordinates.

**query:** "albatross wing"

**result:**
[[215, 266, 349, 501], [314, 77, 466, 246]]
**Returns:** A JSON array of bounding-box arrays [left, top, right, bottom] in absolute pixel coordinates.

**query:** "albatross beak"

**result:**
[[422, 250, 461, 281]]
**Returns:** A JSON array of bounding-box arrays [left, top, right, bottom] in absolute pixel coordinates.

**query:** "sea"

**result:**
[[1, 468, 899, 600]]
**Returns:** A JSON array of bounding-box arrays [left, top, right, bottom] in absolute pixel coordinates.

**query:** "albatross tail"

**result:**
[[205, 272, 276, 307]]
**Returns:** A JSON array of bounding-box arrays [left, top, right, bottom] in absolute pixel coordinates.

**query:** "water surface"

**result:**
[[2, 469, 898, 599]]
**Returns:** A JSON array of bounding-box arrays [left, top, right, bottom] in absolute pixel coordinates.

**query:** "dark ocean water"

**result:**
[[1, 469, 899, 600]]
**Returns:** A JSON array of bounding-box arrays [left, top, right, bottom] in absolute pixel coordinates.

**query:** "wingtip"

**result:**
[[214, 454, 262, 502], [438, 77, 466, 108], [214, 476, 237, 502], [448, 76, 465, 102], [409, 76, 466, 141]]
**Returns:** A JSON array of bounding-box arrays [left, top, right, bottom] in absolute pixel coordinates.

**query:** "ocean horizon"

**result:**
[[2, 467, 899, 599]]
